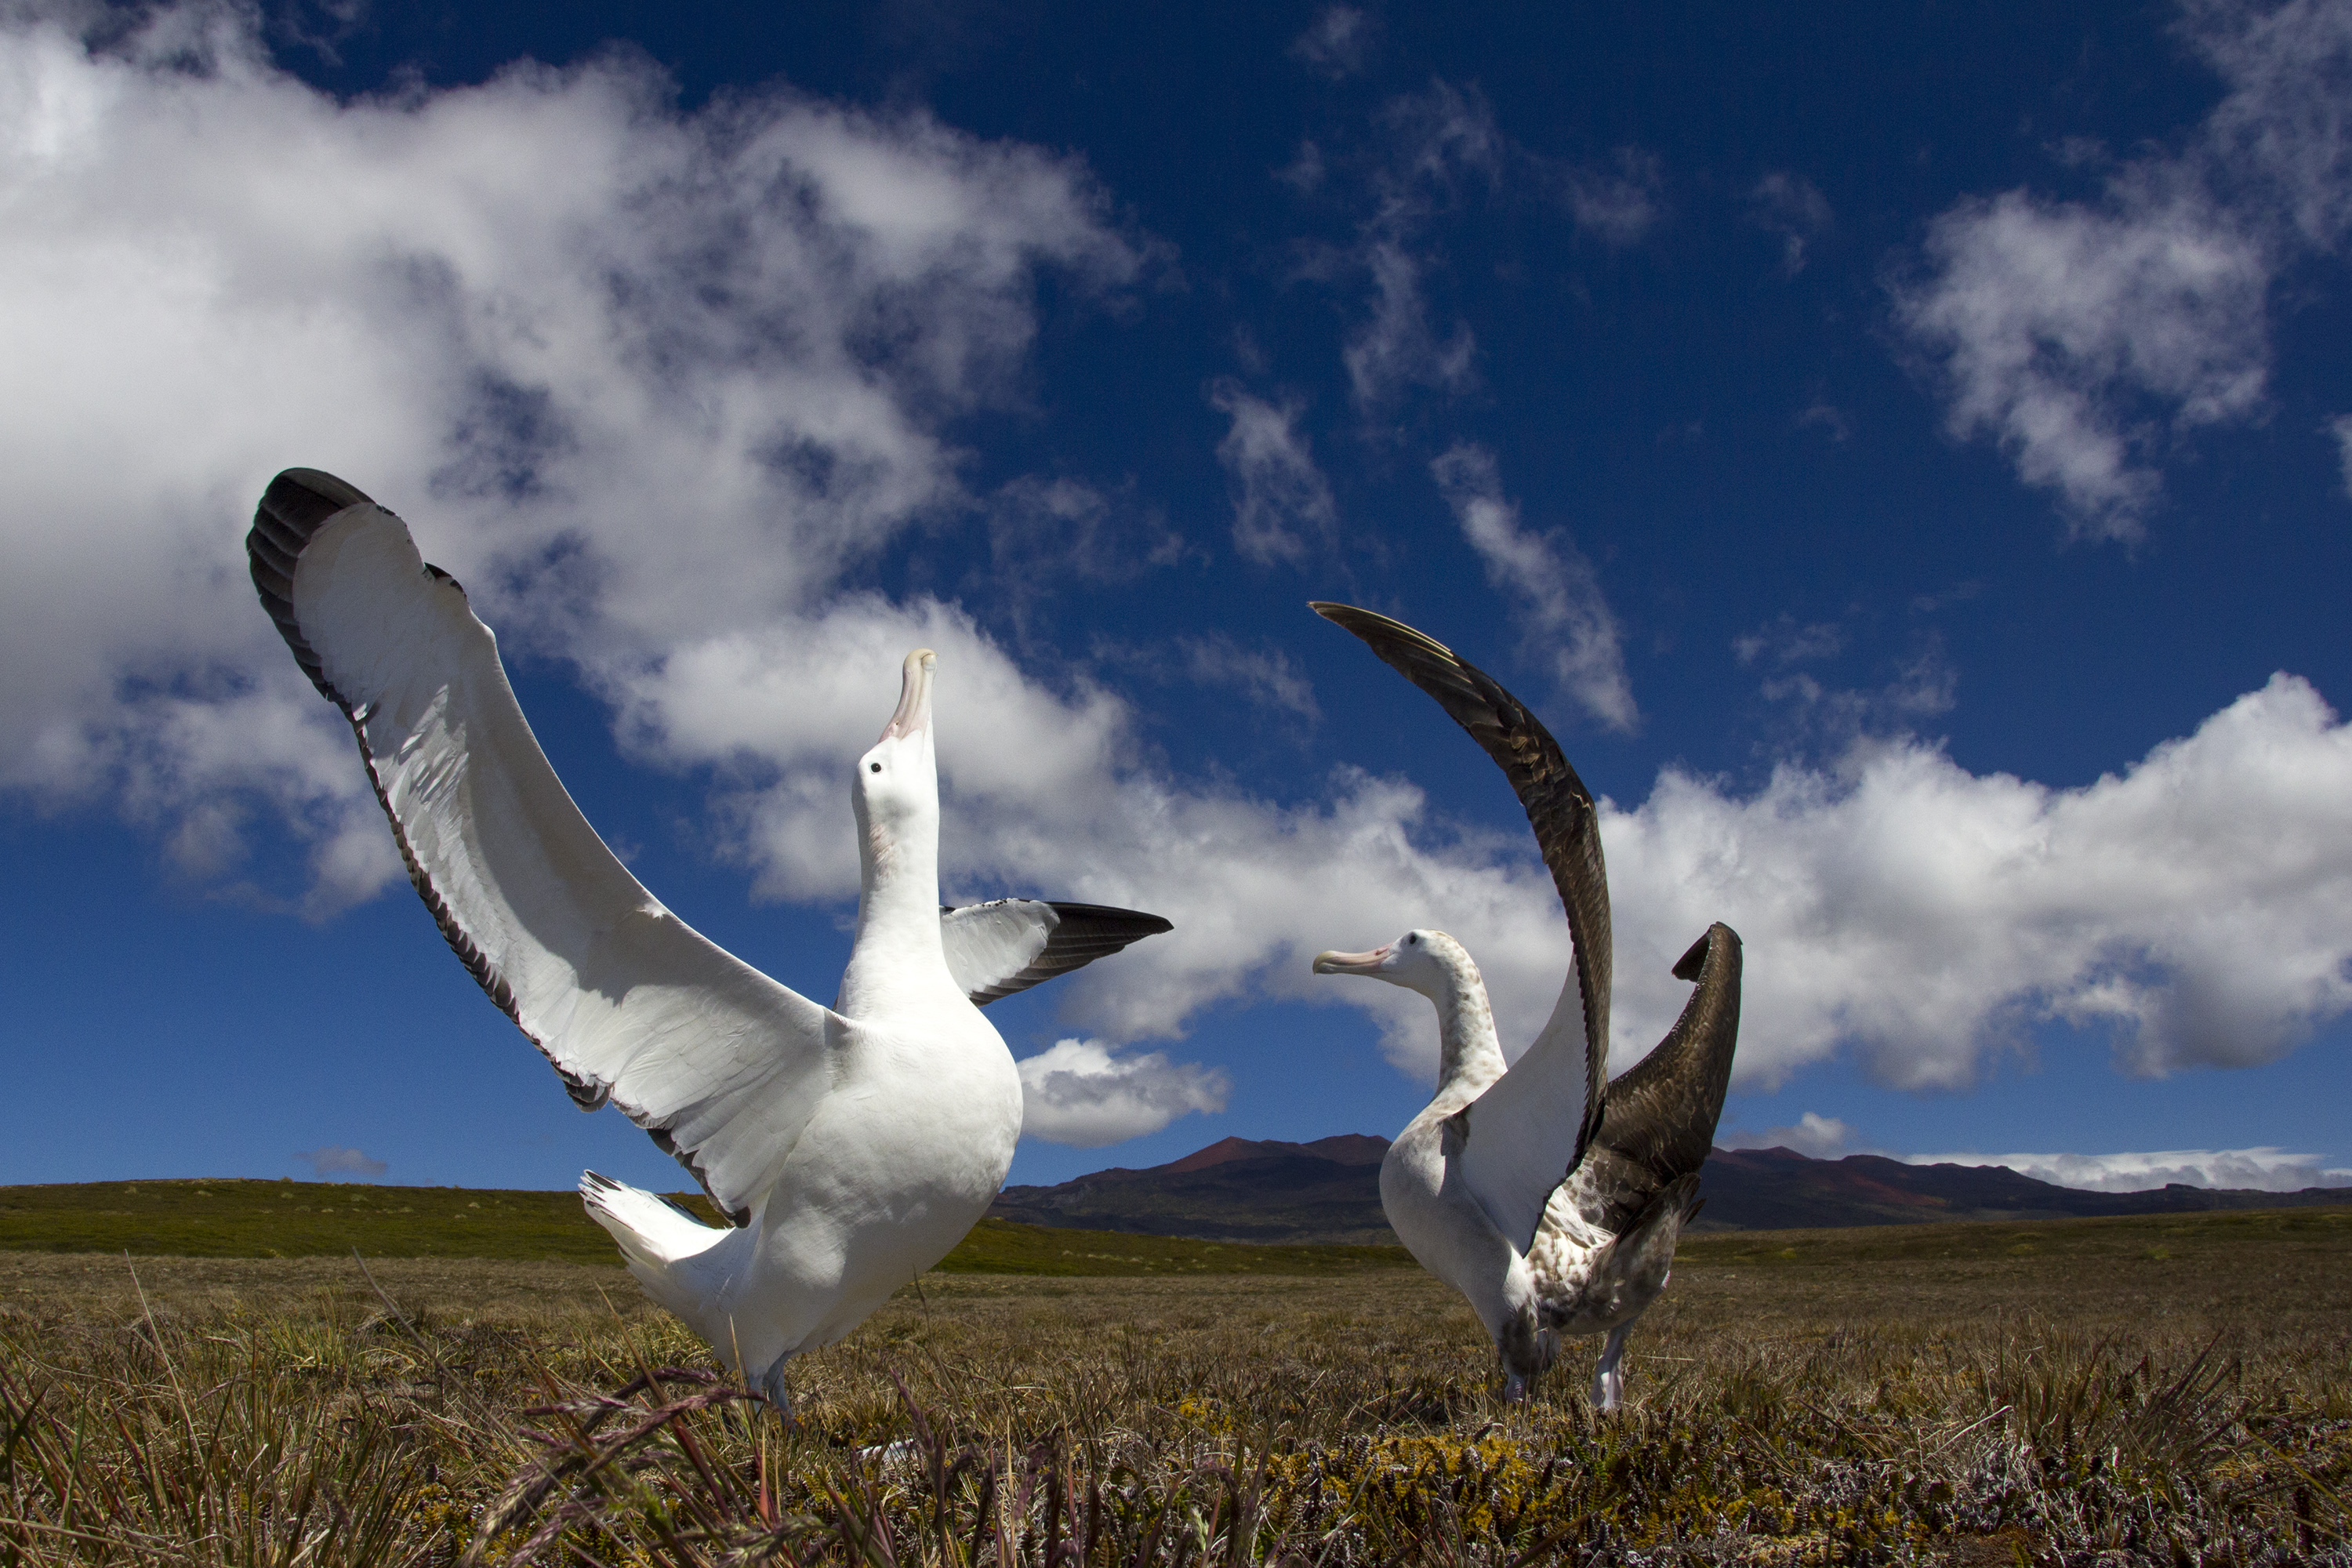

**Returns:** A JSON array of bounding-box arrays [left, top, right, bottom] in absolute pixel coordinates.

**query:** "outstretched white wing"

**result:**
[[941, 898, 1175, 1006], [1312, 604, 1610, 1254], [249, 469, 844, 1225]]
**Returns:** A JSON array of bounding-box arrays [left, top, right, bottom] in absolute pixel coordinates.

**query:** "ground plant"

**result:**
[[0, 1207, 2345, 1564]]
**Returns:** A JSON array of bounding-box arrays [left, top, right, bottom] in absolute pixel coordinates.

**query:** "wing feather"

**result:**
[[1311, 601, 1611, 1252], [250, 469, 844, 1225], [941, 899, 1174, 1006], [1570, 925, 1741, 1235]]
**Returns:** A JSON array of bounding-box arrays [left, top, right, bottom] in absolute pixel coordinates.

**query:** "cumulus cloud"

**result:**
[[1904, 1146, 2352, 1192], [296, 1145, 387, 1179], [0, 0, 1144, 910], [1289, 5, 1376, 80], [1751, 171, 1832, 273], [1602, 672, 2352, 1090], [1016, 1038, 1232, 1147], [2331, 412, 2352, 495], [1892, 0, 2352, 539], [1430, 444, 1637, 731], [1207, 381, 1338, 564]]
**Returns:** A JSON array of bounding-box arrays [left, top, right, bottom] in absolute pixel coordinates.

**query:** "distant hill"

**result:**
[[991, 1135, 1396, 1244], [991, 1136, 2352, 1243], [1697, 1146, 2352, 1229]]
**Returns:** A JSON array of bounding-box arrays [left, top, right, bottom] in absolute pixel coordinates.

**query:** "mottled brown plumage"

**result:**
[[1309, 601, 1744, 1409]]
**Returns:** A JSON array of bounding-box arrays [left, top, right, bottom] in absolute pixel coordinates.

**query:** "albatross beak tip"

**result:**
[[880, 649, 938, 742]]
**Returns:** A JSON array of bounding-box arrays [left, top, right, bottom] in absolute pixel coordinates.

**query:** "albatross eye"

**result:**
[[869, 761, 882, 774]]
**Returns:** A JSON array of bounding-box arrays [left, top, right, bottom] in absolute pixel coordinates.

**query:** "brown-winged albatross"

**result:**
[[246, 467, 1171, 1409], [1308, 603, 1740, 1410]]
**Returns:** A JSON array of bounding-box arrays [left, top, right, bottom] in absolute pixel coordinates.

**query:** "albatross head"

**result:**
[[854, 649, 939, 847], [1312, 928, 1475, 999]]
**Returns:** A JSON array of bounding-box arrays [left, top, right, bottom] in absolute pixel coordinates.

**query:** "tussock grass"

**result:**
[[2, 1210, 2347, 1564]]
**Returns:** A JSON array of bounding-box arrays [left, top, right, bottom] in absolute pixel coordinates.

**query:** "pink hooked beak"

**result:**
[[877, 648, 937, 744]]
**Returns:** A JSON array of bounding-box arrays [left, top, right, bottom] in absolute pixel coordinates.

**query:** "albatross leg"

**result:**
[[759, 1353, 797, 1425], [1497, 1302, 1553, 1403], [1592, 1322, 1635, 1413]]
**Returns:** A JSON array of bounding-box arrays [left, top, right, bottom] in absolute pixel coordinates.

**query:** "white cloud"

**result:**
[[1430, 444, 1637, 731], [1016, 1037, 1232, 1147], [2331, 412, 2352, 495], [1892, 179, 2267, 539], [1207, 381, 1338, 564], [1904, 1146, 2352, 1192], [1891, 0, 2352, 539], [0, 1, 1143, 909], [296, 1144, 387, 1178], [1338, 83, 1498, 409], [1723, 1112, 1857, 1159], [1751, 171, 1831, 273], [1602, 672, 2352, 1091], [1289, 5, 1375, 80]]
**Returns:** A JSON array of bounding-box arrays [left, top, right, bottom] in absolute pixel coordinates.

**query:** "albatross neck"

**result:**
[[837, 797, 960, 1021], [1424, 944, 1508, 1106]]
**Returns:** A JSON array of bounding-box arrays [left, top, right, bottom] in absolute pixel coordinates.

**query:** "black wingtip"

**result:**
[[1671, 923, 1738, 983], [1671, 932, 1709, 982], [266, 467, 375, 518], [1048, 901, 1174, 937], [249, 468, 378, 706]]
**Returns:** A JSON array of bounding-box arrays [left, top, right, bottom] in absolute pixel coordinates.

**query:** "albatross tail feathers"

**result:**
[[580, 1171, 728, 1271]]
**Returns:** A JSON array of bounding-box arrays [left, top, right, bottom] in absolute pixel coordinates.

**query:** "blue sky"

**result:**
[[2, 0, 2349, 1196]]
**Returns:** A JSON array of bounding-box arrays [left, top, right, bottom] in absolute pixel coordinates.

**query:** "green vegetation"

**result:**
[[0, 1180, 1415, 1276], [939, 1216, 1412, 1276], [0, 1178, 618, 1263], [1, 1205, 2345, 1563]]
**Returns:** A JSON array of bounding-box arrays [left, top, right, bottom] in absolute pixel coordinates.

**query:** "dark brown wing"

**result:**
[[1573, 924, 1741, 1234], [1311, 602, 1613, 1167]]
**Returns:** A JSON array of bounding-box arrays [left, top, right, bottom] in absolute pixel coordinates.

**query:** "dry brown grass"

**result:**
[[2, 1210, 2347, 1564]]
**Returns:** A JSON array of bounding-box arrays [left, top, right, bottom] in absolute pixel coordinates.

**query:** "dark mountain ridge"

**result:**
[[992, 1137, 2352, 1245]]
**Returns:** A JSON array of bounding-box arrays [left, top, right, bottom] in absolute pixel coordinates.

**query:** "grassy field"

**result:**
[[1, 1206, 2347, 1564], [0, 1179, 1414, 1277]]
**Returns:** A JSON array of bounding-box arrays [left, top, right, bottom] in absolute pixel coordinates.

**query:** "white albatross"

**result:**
[[1308, 604, 1740, 1411], [245, 468, 1172, 1409]]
